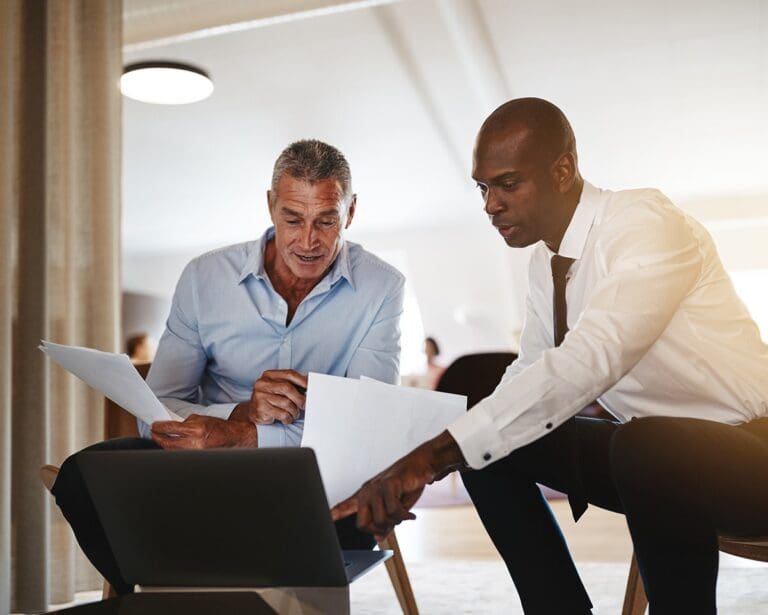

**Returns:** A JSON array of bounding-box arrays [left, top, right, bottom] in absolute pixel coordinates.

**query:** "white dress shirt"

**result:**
[[449, 181, 768, 469]]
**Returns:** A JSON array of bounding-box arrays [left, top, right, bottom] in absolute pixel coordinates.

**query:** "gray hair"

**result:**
[[270, 139, 353, 204]]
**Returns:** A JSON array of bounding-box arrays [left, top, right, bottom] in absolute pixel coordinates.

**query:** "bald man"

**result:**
[[333, 98, 768, 614]]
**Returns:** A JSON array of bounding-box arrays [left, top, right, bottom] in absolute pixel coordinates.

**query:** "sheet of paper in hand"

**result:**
[[301, 373, 467, 507], [39, 340, 180, 426]]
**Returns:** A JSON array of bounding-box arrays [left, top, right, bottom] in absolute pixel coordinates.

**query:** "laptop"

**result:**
[[78, 448, 390, 590]]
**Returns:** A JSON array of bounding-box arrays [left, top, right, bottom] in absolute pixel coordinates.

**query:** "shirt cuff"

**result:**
[[205, 402, 238, 420], [447, 402, 510, 469], [137, 419, 151, 439], [256, 423, 287, 448]]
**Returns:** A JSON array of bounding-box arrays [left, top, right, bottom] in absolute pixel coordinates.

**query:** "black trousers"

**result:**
[[461, 415, 768, 615], [52, 437, 375, 595]]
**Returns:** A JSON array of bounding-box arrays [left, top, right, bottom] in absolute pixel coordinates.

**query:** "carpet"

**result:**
[[350, 559, 768, 614], [415, 476, 565, 508]]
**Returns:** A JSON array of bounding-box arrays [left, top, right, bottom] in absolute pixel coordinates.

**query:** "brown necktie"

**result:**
[[551, 254, 588, 521], [551, 255, 574, 347]]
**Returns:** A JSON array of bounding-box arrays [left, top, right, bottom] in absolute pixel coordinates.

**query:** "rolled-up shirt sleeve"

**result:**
[[141, 261, 236, 438], [449, 201, 703, 468], [345, 275, 404, 385]]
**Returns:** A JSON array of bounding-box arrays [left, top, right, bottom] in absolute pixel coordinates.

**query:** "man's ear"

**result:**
[[267, 190, 276, 222], [345, 195, 357, 229], [552, 152, 577, 193]]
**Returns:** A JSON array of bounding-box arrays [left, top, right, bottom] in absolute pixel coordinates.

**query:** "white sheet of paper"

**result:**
[[301, 373, 466, 507], [39, 340, 180, 425]]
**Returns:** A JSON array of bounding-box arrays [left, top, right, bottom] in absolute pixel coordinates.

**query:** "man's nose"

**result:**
[[484, 188, 504, 216], [300, 225, 318, 249]]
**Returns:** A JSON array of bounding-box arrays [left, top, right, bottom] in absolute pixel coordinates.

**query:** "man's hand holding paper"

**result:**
[[153, 369, 309, 449], [151, 414, 259, 449], [300, 373, 467, 515], [230, 369, 308, 426]]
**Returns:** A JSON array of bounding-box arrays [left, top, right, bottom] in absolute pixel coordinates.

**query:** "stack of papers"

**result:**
[[38, 342, 465, 506], [39, 340, 180, 425], [301, 374, 467, 507]]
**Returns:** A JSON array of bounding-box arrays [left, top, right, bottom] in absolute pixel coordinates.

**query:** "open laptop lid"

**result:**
[[79, 448, 379, 588]]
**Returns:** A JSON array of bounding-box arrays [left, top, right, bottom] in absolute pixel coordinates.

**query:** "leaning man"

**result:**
[[333, 99, 768, 615], [52, 140, 405, 595]]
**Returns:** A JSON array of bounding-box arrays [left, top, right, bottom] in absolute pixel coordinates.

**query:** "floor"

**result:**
[[399, 499, 634, 563]]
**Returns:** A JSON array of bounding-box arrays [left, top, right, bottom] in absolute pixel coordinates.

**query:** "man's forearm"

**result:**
[[427, 430, 468, 480], [234, 420, 259, 448]]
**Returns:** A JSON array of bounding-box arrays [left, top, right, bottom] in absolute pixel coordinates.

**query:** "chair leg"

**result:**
[[622, 552, 648, 615], [102, 579, 117, 600], [377, 530, 419, 615], [40, 464, 60, 493]]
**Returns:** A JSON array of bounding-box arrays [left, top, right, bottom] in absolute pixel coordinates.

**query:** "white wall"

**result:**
[[683, 193, 768, 341], [340, 219, 529, 363]]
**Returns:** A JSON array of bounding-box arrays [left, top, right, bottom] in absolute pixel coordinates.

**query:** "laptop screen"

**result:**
[[79, 448, 350, 588]]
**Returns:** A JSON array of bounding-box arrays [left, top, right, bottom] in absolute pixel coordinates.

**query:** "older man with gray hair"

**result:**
[[52, 139, 405, 594]]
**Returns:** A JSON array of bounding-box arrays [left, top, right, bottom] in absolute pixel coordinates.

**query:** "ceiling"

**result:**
[[122, 0, 768, 256]]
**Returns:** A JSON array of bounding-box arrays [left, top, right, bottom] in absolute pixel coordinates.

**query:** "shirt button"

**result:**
[[546, 422, 553, 429], [483, 452, 491, 461]]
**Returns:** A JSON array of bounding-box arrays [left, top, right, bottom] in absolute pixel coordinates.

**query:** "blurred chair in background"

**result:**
[[435, 352, 517, 407], [125, 332, 155, 363]]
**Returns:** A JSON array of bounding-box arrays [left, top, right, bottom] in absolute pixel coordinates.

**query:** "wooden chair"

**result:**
[[102, 361, 148, 439], [622, 537, 768, 614], [379, 531, 418, 615], [47, 360, 419, 614]]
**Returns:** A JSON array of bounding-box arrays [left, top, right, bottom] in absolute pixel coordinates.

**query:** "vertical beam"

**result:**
[[435, 0, 510, 112], [0, 1, 19, 613], [372, 4, 468, 178], [12, 0, 50, 611]]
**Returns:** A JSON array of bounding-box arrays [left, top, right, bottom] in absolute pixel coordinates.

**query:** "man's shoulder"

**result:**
[[179, 241, 259, 288], [593, 184, 702, 255], [345, 242, 405, 290], [184, 241, 257, 276], [599, 185, 677, 222]]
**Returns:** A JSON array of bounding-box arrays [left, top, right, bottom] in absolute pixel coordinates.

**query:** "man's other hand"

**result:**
[[230, 369, 308, 426], [331, 431, 466, 540], [151, 414, 258, 449]]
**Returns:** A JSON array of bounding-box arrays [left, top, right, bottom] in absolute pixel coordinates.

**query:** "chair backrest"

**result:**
[[103, 361, 150, 439], [435, 352, 517, 409]]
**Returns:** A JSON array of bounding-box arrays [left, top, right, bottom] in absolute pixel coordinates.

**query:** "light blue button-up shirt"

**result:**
[[142, 227, 405, 446]]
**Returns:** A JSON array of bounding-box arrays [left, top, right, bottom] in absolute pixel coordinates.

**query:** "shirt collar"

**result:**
[[238, 227, 272, 283], [237, 226, 355, 290], [550, 180, 600, 260]]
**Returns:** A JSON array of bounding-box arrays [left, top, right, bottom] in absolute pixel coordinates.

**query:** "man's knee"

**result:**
[[52, 451, 82, 503], [52, 437, 157, 503]]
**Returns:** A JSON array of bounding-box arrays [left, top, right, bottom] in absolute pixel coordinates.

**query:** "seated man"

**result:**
[[333, 98, 768, 615], [53, 139, 405, 594]]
